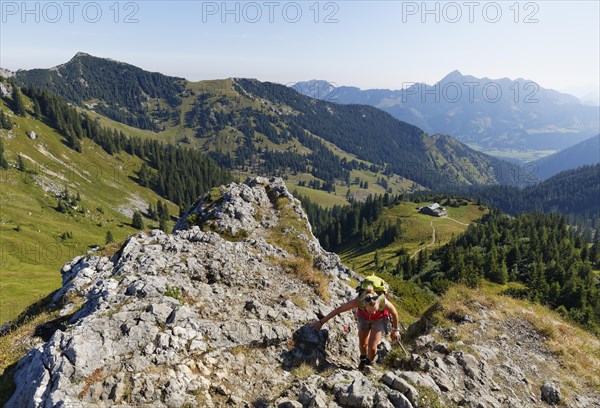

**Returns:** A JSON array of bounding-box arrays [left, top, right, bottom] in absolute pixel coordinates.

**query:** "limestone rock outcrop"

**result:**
[[5, 177, 600, 407]]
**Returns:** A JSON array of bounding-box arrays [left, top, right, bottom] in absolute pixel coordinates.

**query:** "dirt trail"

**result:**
[[411, 220, 436, 259]]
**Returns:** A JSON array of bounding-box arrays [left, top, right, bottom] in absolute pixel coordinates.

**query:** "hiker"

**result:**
[[312, 275, 401, 368]]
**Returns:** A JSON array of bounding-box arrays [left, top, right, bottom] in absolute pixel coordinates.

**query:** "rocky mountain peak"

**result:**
[[437, 69, 464, 84], [0, 68, 15, 78]]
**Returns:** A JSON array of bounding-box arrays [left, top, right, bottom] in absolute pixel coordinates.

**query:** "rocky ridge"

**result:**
[[5, 177, 360, 407], [4, 177, 600, 407]]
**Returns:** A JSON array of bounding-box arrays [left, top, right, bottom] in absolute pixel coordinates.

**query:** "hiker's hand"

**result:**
[[311, 321, 323, 331], [391, 331, 400, 342]]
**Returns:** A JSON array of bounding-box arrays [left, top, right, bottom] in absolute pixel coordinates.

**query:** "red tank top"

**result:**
[[356, 308, 389, 321]]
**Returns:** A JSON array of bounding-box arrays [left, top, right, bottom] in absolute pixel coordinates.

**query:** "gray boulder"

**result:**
[[541, 382, 561, 405]]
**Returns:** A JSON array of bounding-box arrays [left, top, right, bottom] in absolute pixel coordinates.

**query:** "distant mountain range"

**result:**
[[292, 73, 600, 152], [533, 134, 600, 180], [6, 53, 523, 192]]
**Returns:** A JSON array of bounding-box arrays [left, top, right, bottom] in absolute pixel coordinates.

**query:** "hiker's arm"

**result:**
[[313, 297, 360, 329], [385, 301, 401, 339]]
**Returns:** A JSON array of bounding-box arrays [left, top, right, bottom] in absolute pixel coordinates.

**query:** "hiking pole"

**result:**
[[396, 337, 409, 358], [397, 320, 407, 332]]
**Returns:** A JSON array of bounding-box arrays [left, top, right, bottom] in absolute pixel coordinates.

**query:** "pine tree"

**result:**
[[16, 154, 26, 172], [138, 163, 150, 187], [497, 261, 509, 284], [157, 200, 165, 219], [322, 234, 330, 249], [417, 249, 427, 273], [11, 85, 26, 116], [394, 258, 404, 279], [361, 217, 368, 243], [105, 231, 114, 244], [159, 217, 168, 233], [132, 211, 144, 230], [486, 246, 503, 283], [590, 241, 600, 267], [161, 203, 170, 221], [56, 199, 68, 213], [62, 186, 70, 200], [453, 252, 466, 283], [33, 99, 42, 119], [0, 110, 12, 130], [68, 134, 82, 152], [147, 202, 157, 220], [0, 138, 8, 169]]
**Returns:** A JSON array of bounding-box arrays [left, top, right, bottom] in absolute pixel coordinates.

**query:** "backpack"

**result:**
[[357, 274, 388, 295]]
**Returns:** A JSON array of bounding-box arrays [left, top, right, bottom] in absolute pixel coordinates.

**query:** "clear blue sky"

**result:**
[[1, 1, 598, 94]]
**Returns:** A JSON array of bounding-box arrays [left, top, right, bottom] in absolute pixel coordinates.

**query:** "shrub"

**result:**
[[164, 285, 181, 301]]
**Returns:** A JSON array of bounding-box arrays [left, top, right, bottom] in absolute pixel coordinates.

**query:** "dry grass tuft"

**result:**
[[288, 294, 308, 308], [96, 240, 125, 258], [0, 307, 59, 403], [77, 368, 105, 399], [514, 305, 600, 390], [230, 345, 252, 357], [266, 195, 331, 302], [268, 198, 312, 260], [280, 258, 330, 303], [291, 363, 315, 379]]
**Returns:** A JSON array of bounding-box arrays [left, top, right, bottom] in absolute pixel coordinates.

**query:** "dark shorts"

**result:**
[[357, 315, 388, 333]]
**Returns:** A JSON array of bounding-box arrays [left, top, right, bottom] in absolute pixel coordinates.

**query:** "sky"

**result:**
[[0, 1, 599, 96]]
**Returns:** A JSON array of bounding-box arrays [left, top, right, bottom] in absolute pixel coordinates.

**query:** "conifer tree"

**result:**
[[0, 110, 12, 130], [138, 163, 150, 187], [56, 199, 68, 213], [497, 261, 509, 285], [156, 200, 164, 219], [360, 217, 368, 243], [16, 154, 26, 172], [33, 99, 42, 119], [417, 249, 427, 273], [147, 202, 157, 220], [322, 234, 330, 250], [0, 138, 8, 169], [132, 211, 144, 230], [159, 217, 168, 233], [11, 85, 26, 116], [105, 231, 114, 244], [161, 203, 170, 221]]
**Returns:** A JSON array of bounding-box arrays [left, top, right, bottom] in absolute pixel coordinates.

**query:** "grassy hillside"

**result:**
[[83, 79, 418, 206], [415, 283, 600, 394], [339, 200, 487, 272], [0, 100, 179, 324]]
